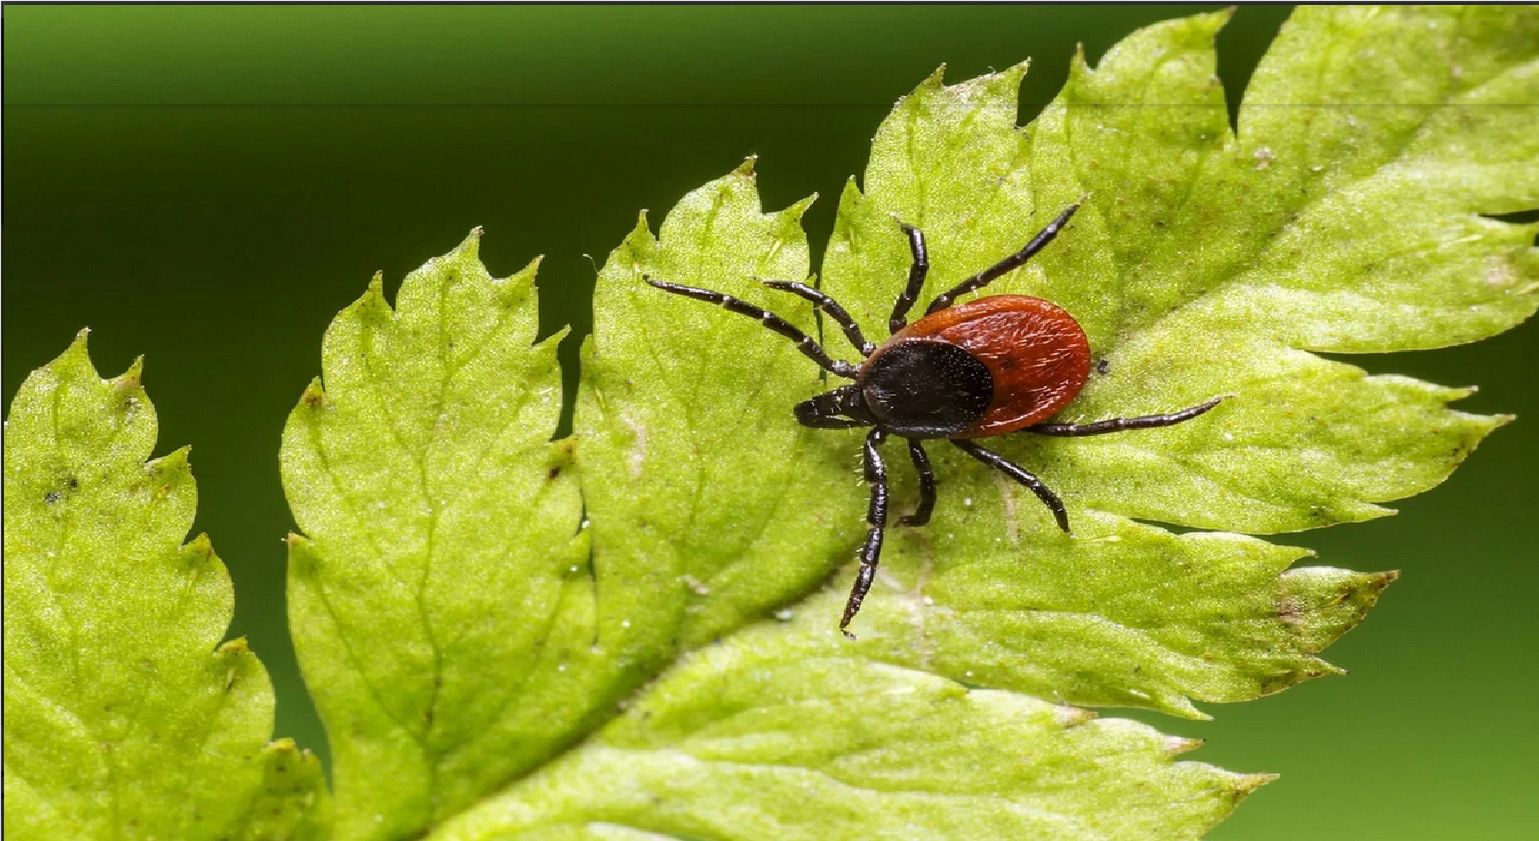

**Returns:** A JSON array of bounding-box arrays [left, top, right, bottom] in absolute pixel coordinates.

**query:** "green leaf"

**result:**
[[3, 333, 326, 841], [826, 6, 1535, 535], [575, 161, 861, 649], [282, 7, 1536, 840], [280, 234, 588, 839], [433, 618, 1270, 840]]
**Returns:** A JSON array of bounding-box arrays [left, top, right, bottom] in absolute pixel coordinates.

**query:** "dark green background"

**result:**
[[5, 5, 1535, 839]]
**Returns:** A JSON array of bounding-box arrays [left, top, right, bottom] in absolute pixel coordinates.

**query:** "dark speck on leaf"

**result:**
[[44, 476, 79, 504], [1095, 359, 1111, 375], [1278, 596, 1302, 625], [547, 466, 562, 480]]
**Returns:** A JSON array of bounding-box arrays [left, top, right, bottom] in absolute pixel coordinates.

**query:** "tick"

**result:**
[[647, 203, 1223, 637]]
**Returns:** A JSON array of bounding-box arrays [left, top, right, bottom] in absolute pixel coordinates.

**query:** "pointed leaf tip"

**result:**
[[1165, 736, 1205, 756], [149, 444, 193, 473], [782, 193, 819, 223], [1190, 5, 1236, 33], [52, 327, 101, 376], [1053, 704, 1097, 727], [363, 271, 389, 307], [265, 736, 299, 755], [1235, 773, 1281, 798], [996, 59, 1031, 88], [185, 532, 215, 557], [1071, 41, 1089, 72], [114, 354, 146, 388], [300, 377, 327, 409], [218, 637, 251, 657], [453, 226, 485, 260]]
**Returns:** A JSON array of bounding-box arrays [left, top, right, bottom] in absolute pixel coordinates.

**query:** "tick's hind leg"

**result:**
[[951, 439, 1070, 533], [1029, 396, 1225, 437], [898, 439, 936, 527], [841, 428, 890, 638]]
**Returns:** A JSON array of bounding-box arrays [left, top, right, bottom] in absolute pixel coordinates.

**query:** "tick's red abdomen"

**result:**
[[893, 295, 1091, 437]]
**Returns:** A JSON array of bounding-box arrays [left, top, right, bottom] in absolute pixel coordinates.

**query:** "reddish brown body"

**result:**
[[866, 295, 1092, 438]]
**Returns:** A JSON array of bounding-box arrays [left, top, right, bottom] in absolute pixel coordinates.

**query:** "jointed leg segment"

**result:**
[[645, 277, 858, 378], [841, 428, 889, 638], [925, 203, 1082, 315], [951, 439, 1071, 534], [1030, 396, 1225, 437], [899, 439, 936, 527], [888, 224, 930, 335], [761, 279, 874, 355]]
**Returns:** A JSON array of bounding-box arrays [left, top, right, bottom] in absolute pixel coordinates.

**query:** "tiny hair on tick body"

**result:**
[[646, 202, 1224, 637]]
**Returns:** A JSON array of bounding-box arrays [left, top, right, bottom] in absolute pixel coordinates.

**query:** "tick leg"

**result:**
[[925, 202, 1081, 316], [888, 223, 930, 335], [761, 279, 874, 356], [841, 428, 889, 638], [646, 277, 857, 378], [1029, 396, 1225, 437], [951, 439, 1070, 534], [795, 385, 873, 430], [898, 439, 936, 527]]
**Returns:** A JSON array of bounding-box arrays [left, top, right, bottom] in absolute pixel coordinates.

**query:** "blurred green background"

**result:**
[[5, 5, 1535, 839]]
